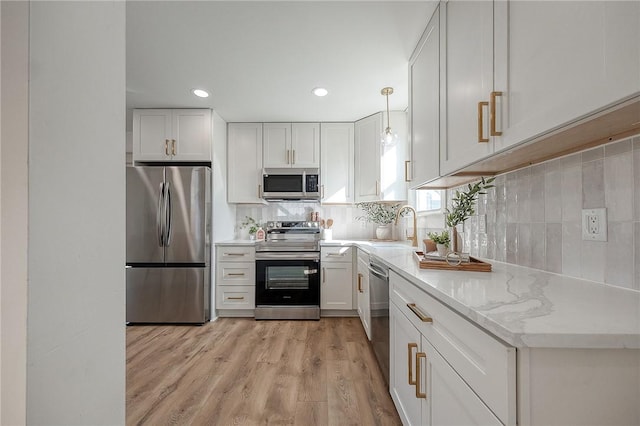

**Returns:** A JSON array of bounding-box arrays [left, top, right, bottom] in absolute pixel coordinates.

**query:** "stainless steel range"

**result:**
[[255, 221, 320, 320]]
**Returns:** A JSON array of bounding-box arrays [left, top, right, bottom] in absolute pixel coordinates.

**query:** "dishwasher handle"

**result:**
[[369, 262, 389, 280]]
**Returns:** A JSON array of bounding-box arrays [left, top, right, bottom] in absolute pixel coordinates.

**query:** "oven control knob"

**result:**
[[275, 222, 281, 228]]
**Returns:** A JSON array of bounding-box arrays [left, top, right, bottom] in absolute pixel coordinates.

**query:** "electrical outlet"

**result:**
[[582, 208, 607, 241]]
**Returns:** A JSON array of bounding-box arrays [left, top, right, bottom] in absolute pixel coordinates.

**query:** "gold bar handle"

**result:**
[[490, 91, 503, 136], [357, 273, 363, 293], [224, 253, 245, 257], [404, 160, 411, 182], [292, 149, 295, 165], [227, 296, 245, 300], [171, 139, 176, 155], [477, 101, 489, 143], [227, 273, 245, 277], [407, 303, 433, 323], [322, 267, 326, 283], [258, 184, 262, 198], [375, 180, 379, 196], [286, 150, 290, 164], [165, 139, 170, 156], [416, 352, 427, 399], [408, 343, 418, 385]]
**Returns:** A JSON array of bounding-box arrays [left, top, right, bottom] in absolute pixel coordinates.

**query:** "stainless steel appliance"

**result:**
[[262, 168, 320, 201], [369, 257, 390, 384], [126, 165, 211, 324], [255, 221, 320, 319]]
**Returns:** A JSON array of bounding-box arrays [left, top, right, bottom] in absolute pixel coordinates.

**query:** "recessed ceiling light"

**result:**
[[312, 87, 328, 97], [192, 89, 209, 98]]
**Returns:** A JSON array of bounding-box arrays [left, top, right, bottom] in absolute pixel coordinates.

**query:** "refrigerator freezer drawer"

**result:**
[[126, 266, 209, 324]]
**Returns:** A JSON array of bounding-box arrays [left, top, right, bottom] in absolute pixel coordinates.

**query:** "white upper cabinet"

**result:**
[[320, 123, 354, 204], [263, 123, 320, 168], [408, 6, 440, 188], [439, 0, 505, 175], [227, 123, 264, 204], [355, 112, 408, 202], [133, 109, 212, 162], [496, 0, 640, 151]]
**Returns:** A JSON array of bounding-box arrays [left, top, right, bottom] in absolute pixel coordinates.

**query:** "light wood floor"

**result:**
[[126, 317, 401, 426]]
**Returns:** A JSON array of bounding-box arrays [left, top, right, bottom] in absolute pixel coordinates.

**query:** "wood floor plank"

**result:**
[[126, 317, 400, 425]]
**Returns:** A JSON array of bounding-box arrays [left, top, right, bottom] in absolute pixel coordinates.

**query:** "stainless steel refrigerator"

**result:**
[[126, 165, 211, 324]]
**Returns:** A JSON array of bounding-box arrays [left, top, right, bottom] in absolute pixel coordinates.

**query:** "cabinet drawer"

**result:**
[[216, 285, 255, 309], [390, 270, 515, 425], [321, 246, 353, 262], [216, 246, 255, 262], [216, 263, 255, 286]]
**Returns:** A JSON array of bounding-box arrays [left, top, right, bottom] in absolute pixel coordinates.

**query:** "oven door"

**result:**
[[256, 255, 320, 306]]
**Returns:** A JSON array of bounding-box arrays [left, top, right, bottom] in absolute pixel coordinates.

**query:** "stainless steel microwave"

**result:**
[[262, 168, 320, 201]]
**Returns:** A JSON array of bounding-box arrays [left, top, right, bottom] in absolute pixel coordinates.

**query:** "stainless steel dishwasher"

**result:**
[[369, 257, 390, 385]]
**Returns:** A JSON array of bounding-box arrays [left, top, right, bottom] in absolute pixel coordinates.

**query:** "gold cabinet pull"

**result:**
[[165, 139, 170, 156], [477, 101, 489, 143], [322, 267, 326, 283], [408, 343, 418, 385], [490, 91, 503, 136], [227, 296, 245, 300], [224, 253, 245, 257], [407, 303, 433, 323], [357, 273, 363, 293], [404, 160, 411, 182], [227, 273, 245, 277], [416, 352, 427, 399], [258, 184, 262, 198], [375, 180, 379, 196], [171, 139, 176, 155], [286, 149, 290, 164], [292, 149, 295, 165]]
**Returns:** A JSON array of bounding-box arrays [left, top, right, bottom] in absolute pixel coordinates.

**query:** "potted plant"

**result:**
[[239, 216, 259, 240], [445, 177, 495, 252], [355, 202, 404, 240], [427, 231, 450, 257]]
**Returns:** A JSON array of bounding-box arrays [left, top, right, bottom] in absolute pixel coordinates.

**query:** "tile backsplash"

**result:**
[[451, 133, 640, 291]]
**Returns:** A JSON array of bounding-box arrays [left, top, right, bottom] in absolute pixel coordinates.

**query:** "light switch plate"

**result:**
[[582, 208, 607, 241]]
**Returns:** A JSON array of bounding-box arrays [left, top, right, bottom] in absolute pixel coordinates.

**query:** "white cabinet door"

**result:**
[[171, 109, 211, 161], [227, 123, 264, 203], [390, 301, 424, 426], [497, 1, 640, 151], [320, 123, 354, 204], [133, 109, 172, 161], [320, 262, 353, 310], [355, 113, 382, 202], [263, 123, 291, 168], [291, 123, 320, 168], [425, 335, 502, 426], [439, 0, 495, 175], [356, 254, 371, 339], [409, 6, 440, 187]]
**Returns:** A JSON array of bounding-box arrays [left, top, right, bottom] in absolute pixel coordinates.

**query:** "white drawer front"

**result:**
[[321, 246, 353, 262], [390, 270, 516, 426], [216, 262, 255, 286], [216, 285, 255, 309], [216, 246, 255, 262]]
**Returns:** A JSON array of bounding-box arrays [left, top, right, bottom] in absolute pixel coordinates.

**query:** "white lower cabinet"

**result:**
[[320, 247, 353, 311], [215, 244, 256, 314], [390, 270, 515, 426], [356, 249, 371, 339]]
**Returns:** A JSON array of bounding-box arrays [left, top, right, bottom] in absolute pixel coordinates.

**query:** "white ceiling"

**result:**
[[126, 1, 437, 128]]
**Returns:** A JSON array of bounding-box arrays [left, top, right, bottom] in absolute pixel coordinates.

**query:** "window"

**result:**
[[415, 189, 443, 212]]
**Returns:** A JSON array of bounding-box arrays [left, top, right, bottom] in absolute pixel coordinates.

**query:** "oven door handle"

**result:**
[[256, 252, 320, 261]]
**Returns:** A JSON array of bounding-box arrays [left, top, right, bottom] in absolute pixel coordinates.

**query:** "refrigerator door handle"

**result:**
[[165, 181, 172, 246], [157, 182, 165, 247]]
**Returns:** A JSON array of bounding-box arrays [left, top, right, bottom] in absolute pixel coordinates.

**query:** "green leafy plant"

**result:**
[[427, 231, 450, 246], [355, 202, 405, 225], [445, 177, 495, 228], [240, 216, 259, 234]]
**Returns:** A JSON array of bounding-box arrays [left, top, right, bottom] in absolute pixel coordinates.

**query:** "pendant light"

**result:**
[[381, 87, 398, 146]]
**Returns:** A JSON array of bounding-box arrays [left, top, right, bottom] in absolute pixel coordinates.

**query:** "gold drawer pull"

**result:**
[[490, 91, 503, 136], [227, 296, 245, 300], [224, 253, 245, 256], [357, 273, 363, 293], [408, 343, 417, 385], [227, 273, 245, 277], [416, 352, 427, 399], [407, 303, 433, 323]]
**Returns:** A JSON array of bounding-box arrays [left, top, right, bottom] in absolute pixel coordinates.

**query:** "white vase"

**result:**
[[376, 224, 392, 240], [436, 244, 449, 257]]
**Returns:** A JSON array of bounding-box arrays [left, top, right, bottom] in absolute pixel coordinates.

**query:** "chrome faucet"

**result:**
[[395, 205, 418, 247]]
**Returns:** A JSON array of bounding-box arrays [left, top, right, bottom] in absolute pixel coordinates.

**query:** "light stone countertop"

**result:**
[[218, 239, 640, 349], [215, 239, 257, 246]]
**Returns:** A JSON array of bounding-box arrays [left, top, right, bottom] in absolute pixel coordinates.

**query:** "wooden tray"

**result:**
[[413, 251, 492, 272]]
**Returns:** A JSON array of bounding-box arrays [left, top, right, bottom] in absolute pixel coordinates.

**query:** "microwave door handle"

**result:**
[[157, 182, 165, 247]]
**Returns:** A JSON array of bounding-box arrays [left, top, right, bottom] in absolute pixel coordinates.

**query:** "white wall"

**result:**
[[1, 2, 29, 424], [27, 2, 126, 424]]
